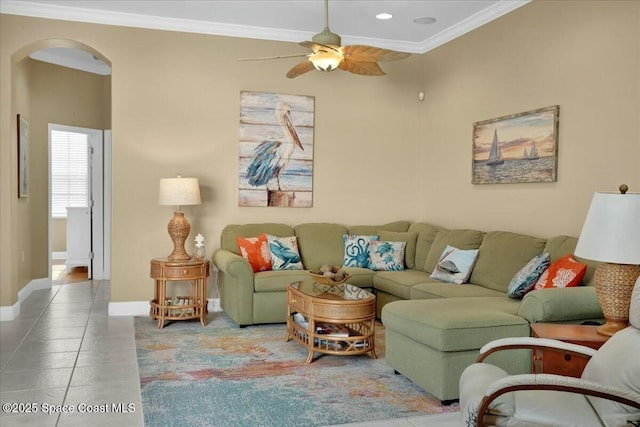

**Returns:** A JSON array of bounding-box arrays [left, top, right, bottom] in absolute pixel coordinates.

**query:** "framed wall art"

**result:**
[[472, 105, 559, 185], [238, 91, 314, 207], [17, 114, 29, 198]]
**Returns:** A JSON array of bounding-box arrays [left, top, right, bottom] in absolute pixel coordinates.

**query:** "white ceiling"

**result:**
[[1, 0, 530, 75]]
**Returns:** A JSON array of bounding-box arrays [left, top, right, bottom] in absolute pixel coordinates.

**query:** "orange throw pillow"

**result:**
[[534, 254, 587, 290], [236, 233, 272, 273]]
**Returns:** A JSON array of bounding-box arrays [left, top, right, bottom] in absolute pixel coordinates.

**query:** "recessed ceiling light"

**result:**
[[376, 13, 393, 20], [413, 17, 437, 25]]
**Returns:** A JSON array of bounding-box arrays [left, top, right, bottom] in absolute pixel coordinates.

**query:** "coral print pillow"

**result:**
[[534, 254, 587, 290], [368, 241, 406, 271], [236, 233, 272, 273], [343, 234, 379, 268], [266, 235, 304, 270], [430, 245, 479, 285]]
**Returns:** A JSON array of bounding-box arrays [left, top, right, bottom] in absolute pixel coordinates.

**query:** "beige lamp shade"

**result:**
[[574, 191, 640, 264], [158, 176, 201, 209], [574, 187, 640, 336], [158, 175, 201, 261]]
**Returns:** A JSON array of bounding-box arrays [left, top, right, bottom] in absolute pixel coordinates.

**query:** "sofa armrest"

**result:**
[[518, 287, 603, 323], [213, 249, 252, 279], [212, 249, 255, 326]]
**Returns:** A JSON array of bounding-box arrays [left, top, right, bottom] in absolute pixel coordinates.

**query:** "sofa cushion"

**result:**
[[378, 230, 418, 269], [410, 282, 506, 299], [374, 270, 433, 300], [254, 270, 312, 292], [507, 253, 550, 298], [348, 220, 410, 235], [424, 229, 485, 273], [430, 245, 479, 284], [236, 233, 272, 272], [294, 223, 347, 269], [533, 254, 586, 290], [221, 223, 294, 253], [369, 241, 406, 271], [408, 222, 442, 273], [341, 267, 376, 288], [543, 235, 599, 286], [381, 298, 526, 352], [470, 231, 547, 293], [342, 234, 379, 268], [266, 235, 303, 270]]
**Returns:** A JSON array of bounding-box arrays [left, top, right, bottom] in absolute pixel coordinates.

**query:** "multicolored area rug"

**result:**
[[135, 312, 459, 427]]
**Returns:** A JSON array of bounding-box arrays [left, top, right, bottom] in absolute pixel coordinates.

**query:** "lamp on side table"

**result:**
[[158, 175, 201, 261], [575, 184, 640, 336]]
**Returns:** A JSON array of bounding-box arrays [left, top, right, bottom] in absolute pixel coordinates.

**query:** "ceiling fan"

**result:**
[[241, 0, 411, 78]]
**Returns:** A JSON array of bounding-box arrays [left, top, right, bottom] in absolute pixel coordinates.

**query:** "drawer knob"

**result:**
[[183, 269, 188, 274], [564, 353, 572, 362]]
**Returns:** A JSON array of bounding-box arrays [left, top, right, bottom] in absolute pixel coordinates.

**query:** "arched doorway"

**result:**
[[11, 39, 112, 283]]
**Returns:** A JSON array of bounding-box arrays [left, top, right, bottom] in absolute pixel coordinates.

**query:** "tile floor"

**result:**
[[0, 277, 458, 427]]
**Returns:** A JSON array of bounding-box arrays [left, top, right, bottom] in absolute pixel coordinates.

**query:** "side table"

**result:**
[[530, 323, 609, 377], [149, 257, 210, 329]]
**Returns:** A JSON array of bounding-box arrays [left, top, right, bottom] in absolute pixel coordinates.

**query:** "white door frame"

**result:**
[[48, 124, 110, 280]]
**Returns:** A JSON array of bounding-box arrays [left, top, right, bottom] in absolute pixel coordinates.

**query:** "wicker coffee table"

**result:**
[[285, 279, 376, 363]]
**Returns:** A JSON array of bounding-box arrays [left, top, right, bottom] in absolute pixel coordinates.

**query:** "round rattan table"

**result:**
[[285, 279, 376, 363]]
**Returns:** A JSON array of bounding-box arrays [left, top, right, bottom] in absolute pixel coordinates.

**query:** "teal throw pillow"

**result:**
[[343, 234, 379, 268], [368, 241, 406, 271], [507, 253, 550, 299], [266, 235, 304, 270], [430, 245, 479, 284]]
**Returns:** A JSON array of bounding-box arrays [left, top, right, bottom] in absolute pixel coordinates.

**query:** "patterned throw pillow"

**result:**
[[507, 253, 551, 298], [368, 241, 406, 271], [236, 233, 272, 273], [266, 235, 303, 270], [343, 234, 379, 268], [534, 254, 587, 290], [430, 245, 479, 284]]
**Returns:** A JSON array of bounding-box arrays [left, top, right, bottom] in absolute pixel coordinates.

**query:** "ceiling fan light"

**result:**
[[309, 51, 343, 72]]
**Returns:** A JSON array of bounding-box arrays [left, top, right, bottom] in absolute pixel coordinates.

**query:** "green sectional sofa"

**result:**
[[213, 221, 603, 402]]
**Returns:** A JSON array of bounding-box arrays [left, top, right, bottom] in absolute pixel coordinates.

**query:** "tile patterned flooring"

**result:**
[[1, 277, 458, 427]]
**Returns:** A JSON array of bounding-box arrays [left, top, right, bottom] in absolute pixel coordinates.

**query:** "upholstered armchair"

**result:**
[[460, 278, 640, 426]]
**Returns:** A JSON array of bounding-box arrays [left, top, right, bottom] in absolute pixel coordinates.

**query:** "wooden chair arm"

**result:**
[[477, 373, 640, 426], [477, 337, 596, 363]]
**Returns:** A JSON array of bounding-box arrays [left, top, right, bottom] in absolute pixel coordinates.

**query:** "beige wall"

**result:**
[[418, 0, 640, 238], [1, 0, 639, 307], [52, 219, 66, 252]]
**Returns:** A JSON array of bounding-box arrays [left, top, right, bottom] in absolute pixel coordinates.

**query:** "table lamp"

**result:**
[[574, 184, 640, 336], [158, 175, 201, 261]]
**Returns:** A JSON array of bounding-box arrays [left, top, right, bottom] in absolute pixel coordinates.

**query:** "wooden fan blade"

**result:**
[[342, 45, 410, 62], [287, 59, 315, 78], [338, 58, 385, 76], [238, 53, 308, 61], [299, 41, 341, 53]]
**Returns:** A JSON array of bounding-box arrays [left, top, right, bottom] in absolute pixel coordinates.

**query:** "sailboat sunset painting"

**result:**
[[472, 105, 559, 184]]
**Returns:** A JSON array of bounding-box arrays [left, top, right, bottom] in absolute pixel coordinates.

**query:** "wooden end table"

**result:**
[[149, 257, 210, 329], [530, 323, 609, 377]]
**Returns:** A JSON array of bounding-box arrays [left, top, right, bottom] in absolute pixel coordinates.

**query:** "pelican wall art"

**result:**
[[239, 91, 314, 207]]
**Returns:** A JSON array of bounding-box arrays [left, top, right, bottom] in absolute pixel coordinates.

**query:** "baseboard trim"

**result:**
[[0, 278, 52, 321], [108, 298, 221, 317]]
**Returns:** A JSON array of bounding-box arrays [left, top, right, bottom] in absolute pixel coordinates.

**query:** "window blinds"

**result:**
[[51, 130, 89, 218]]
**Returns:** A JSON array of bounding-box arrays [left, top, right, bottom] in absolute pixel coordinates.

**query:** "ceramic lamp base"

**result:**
[[167, 211, 191, 261]]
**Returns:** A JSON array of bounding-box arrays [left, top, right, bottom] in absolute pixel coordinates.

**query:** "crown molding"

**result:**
[[1, 0, 531, 54]]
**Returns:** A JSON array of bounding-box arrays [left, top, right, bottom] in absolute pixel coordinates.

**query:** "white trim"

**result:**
[[416, 0, 532, 53], [0, 278, 52, 321], [52, 251, 67, 260], [108, 301, 150, 317], [108, 298, 221, 316], [0, 0, 531, 55]]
